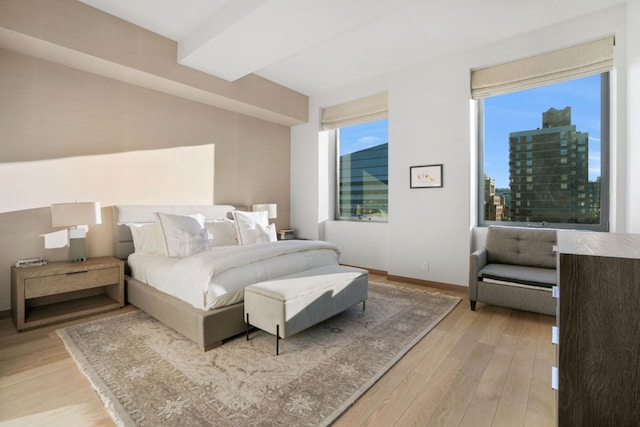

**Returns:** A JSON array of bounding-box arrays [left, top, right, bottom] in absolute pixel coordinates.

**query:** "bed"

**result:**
[[112, 205, 341, 351]]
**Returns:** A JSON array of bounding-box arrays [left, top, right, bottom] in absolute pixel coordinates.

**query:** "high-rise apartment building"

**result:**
[[508, 107, 593, 224], [484, 174, 504, 221]]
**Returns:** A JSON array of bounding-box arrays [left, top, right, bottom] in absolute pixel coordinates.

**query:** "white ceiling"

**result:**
[[79, 0, 623, 96]]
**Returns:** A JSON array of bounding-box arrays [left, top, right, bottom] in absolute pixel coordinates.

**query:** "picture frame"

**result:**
[[410, 164, 443, 188]]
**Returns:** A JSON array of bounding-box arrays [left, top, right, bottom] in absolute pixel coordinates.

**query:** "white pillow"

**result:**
[[204, 218, 238, 247], [156, 212, 208, 257], [255, 223, 277, 243], [231, 211, 269, 245], [127, 223, 166, 255]]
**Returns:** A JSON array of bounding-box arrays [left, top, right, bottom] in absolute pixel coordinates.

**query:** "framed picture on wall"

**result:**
[[410, 164, 443, 188]]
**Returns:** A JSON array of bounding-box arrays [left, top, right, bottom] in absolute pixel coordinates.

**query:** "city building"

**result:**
[[483, 174, 504, 221], [339, 143, 388, 220], [508, 107, 595, 224]]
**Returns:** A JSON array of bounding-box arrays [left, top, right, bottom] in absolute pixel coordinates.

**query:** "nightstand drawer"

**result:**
[[24, 267, 120, 299]]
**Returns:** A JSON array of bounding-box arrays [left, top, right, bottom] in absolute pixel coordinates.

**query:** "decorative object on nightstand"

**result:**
[[11, 256, 124, 331], [50, 201, 102, 262], [278, 229, 295, 240], [251, 203, 277, 222], [15, 257, 47, 267]]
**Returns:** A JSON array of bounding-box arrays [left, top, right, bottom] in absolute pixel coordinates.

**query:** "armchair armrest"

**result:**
[[469, 248, 487, 308], [470, 248, 487, 280]]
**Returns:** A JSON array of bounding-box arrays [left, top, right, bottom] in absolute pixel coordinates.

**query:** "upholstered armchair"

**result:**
[[469, 226, 557, 316]]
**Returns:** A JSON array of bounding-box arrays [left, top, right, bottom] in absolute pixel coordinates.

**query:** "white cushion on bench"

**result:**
[[244, 265, 368, 339]]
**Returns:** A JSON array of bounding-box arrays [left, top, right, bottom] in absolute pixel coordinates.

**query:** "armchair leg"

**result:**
[[470, 300, 477, 311]]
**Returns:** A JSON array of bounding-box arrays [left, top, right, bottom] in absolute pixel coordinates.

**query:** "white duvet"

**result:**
[[128, 240, 341, 310]]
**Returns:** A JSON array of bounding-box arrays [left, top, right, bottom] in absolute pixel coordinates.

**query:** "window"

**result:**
[[479, 73, 609, 230], [336, 119, 389, 221], [472, 37, 612, 230], [321, 93, 388, 222]]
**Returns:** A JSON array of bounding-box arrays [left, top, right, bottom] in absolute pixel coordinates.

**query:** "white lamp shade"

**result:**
[[251, 203, 277, 219], [51, 202, 102, 227]]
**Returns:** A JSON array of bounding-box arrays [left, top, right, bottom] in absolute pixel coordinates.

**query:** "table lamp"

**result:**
[[51, 202, 102, 262], [251, 203, 277, 221]]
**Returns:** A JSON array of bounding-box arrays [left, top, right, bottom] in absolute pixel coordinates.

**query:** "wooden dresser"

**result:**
[[556, 232, 640, 426]]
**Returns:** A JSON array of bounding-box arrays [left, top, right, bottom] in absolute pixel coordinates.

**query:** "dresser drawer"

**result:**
[[24, 267, 120, 299]]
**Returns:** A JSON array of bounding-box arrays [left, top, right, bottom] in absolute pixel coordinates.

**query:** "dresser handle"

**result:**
[[66, 271, 89, 275]]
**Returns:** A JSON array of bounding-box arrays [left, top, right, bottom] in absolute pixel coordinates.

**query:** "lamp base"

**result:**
[[68, 237, 87, 262]]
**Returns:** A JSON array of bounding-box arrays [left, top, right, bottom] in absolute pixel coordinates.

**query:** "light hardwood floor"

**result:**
[[0, 274, 556, 426]]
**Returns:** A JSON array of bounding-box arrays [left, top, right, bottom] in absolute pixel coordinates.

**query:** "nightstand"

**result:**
[[11, 256, 124, 331]]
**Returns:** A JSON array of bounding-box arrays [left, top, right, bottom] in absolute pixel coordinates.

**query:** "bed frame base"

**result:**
[[126, 275, 246, 351]]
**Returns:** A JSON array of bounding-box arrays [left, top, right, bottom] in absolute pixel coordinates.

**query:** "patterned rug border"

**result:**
[[58, 327, 132, 427], [57, 281, 461, 426]]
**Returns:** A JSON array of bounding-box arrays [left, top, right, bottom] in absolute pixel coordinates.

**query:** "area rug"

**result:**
[[57, 282, 460, 427]]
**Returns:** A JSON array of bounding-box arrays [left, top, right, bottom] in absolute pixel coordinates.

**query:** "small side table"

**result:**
[[11, 256, 124, 331]]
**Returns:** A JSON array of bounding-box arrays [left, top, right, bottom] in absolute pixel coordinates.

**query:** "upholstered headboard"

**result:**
[[112, 205, 235, 260]]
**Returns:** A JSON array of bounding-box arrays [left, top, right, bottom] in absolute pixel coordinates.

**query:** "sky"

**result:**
[[338, 118, 388, 156], [483, 73, 603, 188]]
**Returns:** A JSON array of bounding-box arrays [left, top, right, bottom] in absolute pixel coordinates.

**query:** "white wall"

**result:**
[[291, 4, 637, 286], [325, 220, 388, 271], [387, 57, 472, 285], [626, 0, 640, 231]]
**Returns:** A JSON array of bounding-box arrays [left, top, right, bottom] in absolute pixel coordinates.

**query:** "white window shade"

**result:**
[[321, 93, 388, 130], [471, 36, 614, 99]]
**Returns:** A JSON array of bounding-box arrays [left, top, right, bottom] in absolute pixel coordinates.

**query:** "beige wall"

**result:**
[[0, 2, 305, 312], [0, 48, 292, 210]]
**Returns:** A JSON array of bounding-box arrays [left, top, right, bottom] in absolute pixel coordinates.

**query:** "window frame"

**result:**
[[477, 72, 610, 231]]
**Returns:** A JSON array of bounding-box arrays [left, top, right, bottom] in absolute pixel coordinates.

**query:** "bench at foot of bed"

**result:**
[[244, 264, 369, 355]]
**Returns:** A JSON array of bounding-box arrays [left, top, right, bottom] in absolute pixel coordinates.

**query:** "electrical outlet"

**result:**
[[422, 262, 429, 272]]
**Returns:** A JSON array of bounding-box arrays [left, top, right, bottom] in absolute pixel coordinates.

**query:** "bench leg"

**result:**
[[246, 313, 250, 340], [363, 300, 366, 311], [470, 300, 477, 311], [276, 324, 280, 356]]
